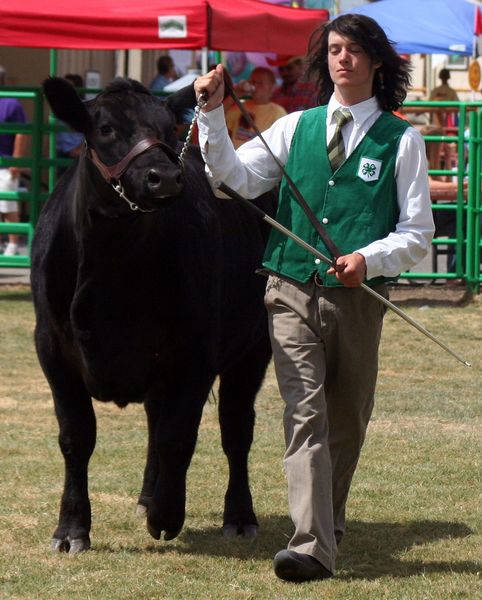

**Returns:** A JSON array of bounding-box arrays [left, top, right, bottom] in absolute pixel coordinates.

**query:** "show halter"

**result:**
[[87, 137, 180, 213]]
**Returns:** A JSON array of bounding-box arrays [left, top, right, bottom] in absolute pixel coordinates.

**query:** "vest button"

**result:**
[[314, 258, 321, 264], [322, 217, 329, 224], [328, 180, 335, 186]]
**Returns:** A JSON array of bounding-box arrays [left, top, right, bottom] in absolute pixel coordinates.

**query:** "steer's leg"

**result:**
[[144, 373, 215, 541], [136, 399, 161, 516], [36, 333, 96, 554], [218, 336, 272, 538]]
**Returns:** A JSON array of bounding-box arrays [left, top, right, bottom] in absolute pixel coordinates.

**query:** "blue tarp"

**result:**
[[346, 0, 475, 55]]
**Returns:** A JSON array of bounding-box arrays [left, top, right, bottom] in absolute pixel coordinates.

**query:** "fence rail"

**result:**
[[0, 92, 481, 292]]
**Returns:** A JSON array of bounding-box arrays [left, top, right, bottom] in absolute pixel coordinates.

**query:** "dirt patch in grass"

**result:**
[[388, 283, 476, 307]]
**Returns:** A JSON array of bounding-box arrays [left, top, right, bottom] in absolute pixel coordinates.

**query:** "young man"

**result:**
[[194, 14, 434, 582]]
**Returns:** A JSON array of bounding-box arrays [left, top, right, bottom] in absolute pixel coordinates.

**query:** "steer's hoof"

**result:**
[[163, 528, 181, 541], [135, 503, 147, 517], [223, 523, 258, 539], [69, 537, 91, 554], [147, 522, 161, 540], [243, 524, 258, 539], [51, 538, 69, 552], [223, 524, 238, 538], [51, 536, 91, 554], [147, 522, 181, 541]]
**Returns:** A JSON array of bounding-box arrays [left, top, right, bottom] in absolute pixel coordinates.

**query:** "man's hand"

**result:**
[[327, 252, 367, 287], [194, 64, 225, 112]]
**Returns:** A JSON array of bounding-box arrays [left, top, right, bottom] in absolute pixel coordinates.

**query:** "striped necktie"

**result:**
[[327, 108, 353, 172]]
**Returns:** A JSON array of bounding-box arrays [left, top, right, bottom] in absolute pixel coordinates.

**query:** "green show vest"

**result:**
[[262, 105, 411, 286]]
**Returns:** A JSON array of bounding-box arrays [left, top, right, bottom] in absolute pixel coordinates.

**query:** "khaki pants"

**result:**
[[264, 274, 387, 573]]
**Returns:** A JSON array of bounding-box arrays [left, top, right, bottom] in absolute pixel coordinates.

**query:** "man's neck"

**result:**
[[334, 87, 372, 107]]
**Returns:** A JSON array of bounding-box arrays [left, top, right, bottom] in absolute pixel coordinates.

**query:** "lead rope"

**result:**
[[178, 92, 208, 166], [111, 181, 156, 213]]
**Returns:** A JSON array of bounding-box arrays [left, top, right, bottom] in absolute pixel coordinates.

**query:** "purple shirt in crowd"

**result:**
[[0, 98, 27, 157]]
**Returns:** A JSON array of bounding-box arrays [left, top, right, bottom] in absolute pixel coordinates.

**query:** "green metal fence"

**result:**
[[0, 91, 481, 292], [400, 100, 482, 293], [0, 87, 47, 267]]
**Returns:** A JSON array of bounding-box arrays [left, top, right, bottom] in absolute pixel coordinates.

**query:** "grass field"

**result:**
[[0, 286, 480, 599]]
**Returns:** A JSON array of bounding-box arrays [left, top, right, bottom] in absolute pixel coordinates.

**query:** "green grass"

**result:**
[[0, 287, 480, 599]]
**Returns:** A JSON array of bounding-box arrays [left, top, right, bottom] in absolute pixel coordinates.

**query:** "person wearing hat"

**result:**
[[267, 55, 318, 113], [194, 14, 433, 583]]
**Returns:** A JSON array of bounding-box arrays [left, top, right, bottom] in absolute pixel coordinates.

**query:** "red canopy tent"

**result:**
[[209, 0, 329, 54], [0, 0, 329, 55]]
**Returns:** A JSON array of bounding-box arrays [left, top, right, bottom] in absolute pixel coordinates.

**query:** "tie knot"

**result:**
[[333, 108, 353, 128]]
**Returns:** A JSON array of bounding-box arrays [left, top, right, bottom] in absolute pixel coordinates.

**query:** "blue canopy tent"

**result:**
[[346, 0, 476, 56]]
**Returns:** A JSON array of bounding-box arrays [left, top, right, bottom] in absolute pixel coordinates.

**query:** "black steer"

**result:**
[[31, 77, 274, 553]]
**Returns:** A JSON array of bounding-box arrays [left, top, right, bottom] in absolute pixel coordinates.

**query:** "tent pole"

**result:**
[[201, 47, 209, 74], [425, 54, 433, 98], [49, 49, 57, 76]]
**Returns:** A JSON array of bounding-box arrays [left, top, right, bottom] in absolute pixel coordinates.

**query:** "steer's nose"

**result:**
[[146, 167, 183, 197]]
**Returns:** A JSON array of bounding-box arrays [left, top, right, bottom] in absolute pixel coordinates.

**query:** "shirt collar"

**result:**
[[327, 95, 380, 128]]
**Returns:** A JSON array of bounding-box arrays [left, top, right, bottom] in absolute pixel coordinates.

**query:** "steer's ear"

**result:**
[[165, 83, 197, 123], [42, 77, 92, 134]]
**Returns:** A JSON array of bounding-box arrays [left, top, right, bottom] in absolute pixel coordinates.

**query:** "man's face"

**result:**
[[327, 31, 381, 100], [278, 61, 302, 85], [249, 71, 275, 104]]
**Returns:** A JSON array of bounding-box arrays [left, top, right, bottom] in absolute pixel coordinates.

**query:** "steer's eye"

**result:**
[[100, 125, 113, 136]]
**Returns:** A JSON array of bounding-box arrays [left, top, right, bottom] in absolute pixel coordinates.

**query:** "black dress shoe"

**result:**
[[273, 549, 333, 582]]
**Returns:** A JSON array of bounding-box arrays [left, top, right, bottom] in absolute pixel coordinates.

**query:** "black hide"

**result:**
[[31, 77, 274, 552]]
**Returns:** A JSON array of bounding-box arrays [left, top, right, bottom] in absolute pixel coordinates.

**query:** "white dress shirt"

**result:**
[[197, 95, 435, 280]]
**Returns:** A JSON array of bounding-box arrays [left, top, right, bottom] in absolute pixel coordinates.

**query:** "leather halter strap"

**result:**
[[88, 137, 179, 183]]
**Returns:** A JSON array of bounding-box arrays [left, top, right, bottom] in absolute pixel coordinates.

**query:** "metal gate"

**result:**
[[0, 91, 481, 293]]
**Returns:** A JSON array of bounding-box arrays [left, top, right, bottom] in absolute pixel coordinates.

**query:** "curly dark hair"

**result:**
[[306, 14, 412, 111]]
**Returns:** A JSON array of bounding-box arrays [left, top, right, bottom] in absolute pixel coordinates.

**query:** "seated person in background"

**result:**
[[149, 56, 177, 92], [268, 55, 318, 113], [225, 67, 286, 148]]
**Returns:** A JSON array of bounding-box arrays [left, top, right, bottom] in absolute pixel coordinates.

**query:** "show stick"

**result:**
[[216, 181, 471, 368]]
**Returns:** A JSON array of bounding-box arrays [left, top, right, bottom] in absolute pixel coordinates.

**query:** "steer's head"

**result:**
[[43, 77, 197, 213]]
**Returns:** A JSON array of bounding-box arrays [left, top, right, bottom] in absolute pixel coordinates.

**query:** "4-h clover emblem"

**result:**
[[362, 162, 377, 177], [357, 157, 382, 182]]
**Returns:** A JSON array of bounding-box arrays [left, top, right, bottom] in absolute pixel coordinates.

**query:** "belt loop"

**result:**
[[314, 272, 324, 287]]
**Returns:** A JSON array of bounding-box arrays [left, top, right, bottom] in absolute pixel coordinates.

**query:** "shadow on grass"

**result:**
[[94, 515, 478, 579], [0, 289, 32, 302], [336, 519, 478, 579]]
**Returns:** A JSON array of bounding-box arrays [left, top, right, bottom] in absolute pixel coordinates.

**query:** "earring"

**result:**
[[378, 71, 385, 90]]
